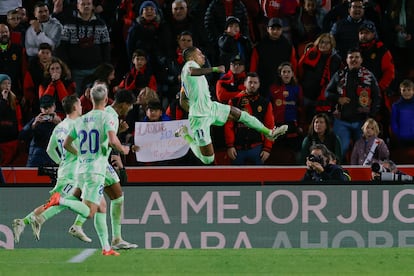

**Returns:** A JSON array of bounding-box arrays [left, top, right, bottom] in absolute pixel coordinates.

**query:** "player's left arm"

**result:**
[[189, 65, 225, 76], [108, 130, 129, 155]]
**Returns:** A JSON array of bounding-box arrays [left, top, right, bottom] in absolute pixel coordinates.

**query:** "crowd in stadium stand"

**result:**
[[0, 0, 413, 167]]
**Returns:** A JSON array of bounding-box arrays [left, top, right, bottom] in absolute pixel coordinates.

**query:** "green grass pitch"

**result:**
[[1, 248, 414, 275]]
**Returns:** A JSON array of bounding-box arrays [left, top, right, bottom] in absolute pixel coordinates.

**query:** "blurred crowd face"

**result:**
[[303, 0, 317, 15], [359, 29, 375, 43], [142, 6, 156, 21], [230, 62, 245, 75], [279, 64, 294, 84], [132, 55, 147, 70], [346, 51, 363, 70], [0, 24, 10, 44], [267, 26, 283, 40], [244, 76, 260, 96], [34, 5, 50, 23], [178, 34, 193, 50], [7, 13, 21, 29], [38, 48, 52, 66], [400, 85, 414, 100], [317, 37, 333, 53], [172, 1, 188, 21], [313, 117, 327, 135], [349, 1, 364, 20], [78, 0, 93, 17]]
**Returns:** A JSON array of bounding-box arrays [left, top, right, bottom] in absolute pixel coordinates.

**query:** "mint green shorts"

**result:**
[[78, 174, 105, 205], [190, 102, 230, 146], [104, 163, 120, 187], [50, 176, 77, 198]]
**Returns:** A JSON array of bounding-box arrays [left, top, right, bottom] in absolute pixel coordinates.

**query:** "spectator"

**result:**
[[298, 33, 342, 123], [216, 54, 247, 103], [166, 0, 200, 50], [116, 49, 158, 97], [22, 43, 53, 122], [0, 74, 23, 166], [300, 112, 342, 164], [38, 57, 76, 119], [0, 1, 22, 24], [143, 100, 171, 122], [56, 0, 111, 96], [25, 2, 63, 61], [302, 143, 348, 182], [358, 21, 395, 143], [350, 118, 389, 166], [204, 0, 249, 65], [384, 0, 414, 81], [371, 159, 411, 182], [6, 9, 26, 46], [325, 47, 381, 161], [292, 0, 326, 54], [330, 0, 375, 60], [19, 94, 62, 167], [81, 62, 116, 99], [391, 79, 414, 146], [269, 61, 304, 162], [250, 17, 297, 98], [326, 149, 352, 181], [217, 16, 252, 71], [0, 23, 26, 99], [125, 0, 171, 102], [224, 72, 274, 165]]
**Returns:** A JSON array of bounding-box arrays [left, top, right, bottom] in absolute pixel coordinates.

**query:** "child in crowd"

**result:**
[[391, 79, 414, 146], [350, 118, 389, 166]]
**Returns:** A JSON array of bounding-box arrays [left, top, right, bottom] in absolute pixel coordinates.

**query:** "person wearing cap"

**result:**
[[216, 54, 247, 103], [204, 0, 249, 64], [56, 0, 111, 96], [19, 94, 61, 167], [0, 73, 23, 165], [224, 72, 275, 165], [250, 17, 297, 98], [330, 0, 376, 60], [218, 15, 252, 72], [358, 20, 395, 144], [126, 0, 171, 105]]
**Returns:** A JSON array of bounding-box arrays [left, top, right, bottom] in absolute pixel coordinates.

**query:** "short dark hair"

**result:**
[[309, 143, 330, 158], [246, 72, 259, 79], [183, 46, 197, 61], [34, 1, 48, 9], [132, 49, 147, 59], [114, 89, 136, 105], [62, 95, 79, 115], [38, 42, 52, 52], [347, 47, 361, 55]]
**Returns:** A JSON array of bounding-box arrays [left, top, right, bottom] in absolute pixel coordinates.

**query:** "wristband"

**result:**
[[212, 67, 220, 73]]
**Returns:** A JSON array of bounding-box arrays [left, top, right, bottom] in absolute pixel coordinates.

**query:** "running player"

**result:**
[[176, 47, 288, 164], [48, 84, 129, 256], [68, 88, 138, 249], [12, 95, 90, 243]]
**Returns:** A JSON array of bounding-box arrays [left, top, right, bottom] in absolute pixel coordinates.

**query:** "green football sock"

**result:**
[[110, 196, 123, 240], [60, 198, 90, 218], [41, 205, 66, 221], [23, 212, 34, 225], [239, 111, 269, 135], [73, 214, 87, 226], [94, 212, 110, 250]]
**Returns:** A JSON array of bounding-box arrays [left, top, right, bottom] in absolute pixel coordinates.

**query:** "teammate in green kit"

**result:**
[[68, 88, 138, 250], [176, 47, 288, 164], [12, 95, 90, 243], [45, 84, 129, 256]]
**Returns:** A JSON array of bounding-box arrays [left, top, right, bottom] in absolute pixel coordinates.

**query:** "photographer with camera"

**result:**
[[18, 94, 61, 167], [371, 159, 413, 182], [302, 143, 349, 182]]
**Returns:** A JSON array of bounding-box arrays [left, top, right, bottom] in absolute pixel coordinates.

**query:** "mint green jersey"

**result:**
[[181, 60, 214, 117], [69, 109, 117, 176], [46, 118, 78, 178], [105, 105, 119, 132]]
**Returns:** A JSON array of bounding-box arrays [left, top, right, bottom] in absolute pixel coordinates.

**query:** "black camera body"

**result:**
[[308, 154, 324, 165], [371, 162, 390, 173]]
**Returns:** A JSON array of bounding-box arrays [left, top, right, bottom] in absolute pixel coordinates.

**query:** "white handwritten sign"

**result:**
[[134, 120, 191, 162]]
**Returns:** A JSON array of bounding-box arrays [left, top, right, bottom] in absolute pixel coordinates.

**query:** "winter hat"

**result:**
[[139, 1, 157, 14], [0, 74, 11, 84]]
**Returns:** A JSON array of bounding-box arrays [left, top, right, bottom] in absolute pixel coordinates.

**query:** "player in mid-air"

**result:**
[[176, 47, 288, 164], [12, 95, 89, 243], [45, 84, 130, 256]]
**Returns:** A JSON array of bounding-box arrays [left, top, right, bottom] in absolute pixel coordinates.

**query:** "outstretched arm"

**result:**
[[189, 65, 225, 76]]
